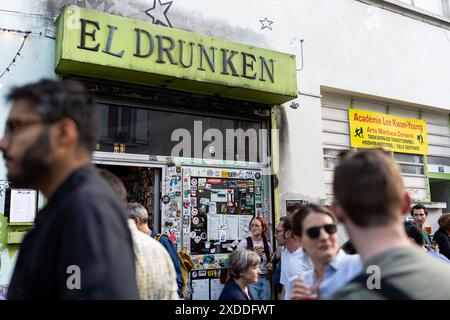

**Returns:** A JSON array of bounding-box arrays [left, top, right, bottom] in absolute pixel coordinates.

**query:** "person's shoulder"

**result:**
[[238, 238, 248, 247], [433, 229, 446, 240], [158, 233, 177, 250], [133, 227, 168, 253], [131, 225, 174, 265], [340, 253, 363, 268], [219, 280, 242, 300], [428, 249, 450, 263]]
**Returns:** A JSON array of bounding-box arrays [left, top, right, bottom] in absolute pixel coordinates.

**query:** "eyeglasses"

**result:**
[[305, 224, 337, 239], [4, 118, 52, 137]]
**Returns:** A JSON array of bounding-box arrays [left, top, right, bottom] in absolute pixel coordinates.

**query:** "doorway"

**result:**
[[95, 163, 162, 232]]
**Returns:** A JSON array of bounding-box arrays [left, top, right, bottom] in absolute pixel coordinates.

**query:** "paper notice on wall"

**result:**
[[211, 189, 227, 202], [210, 278, 225, 300], [192, 279, 210, 300], [207, 215, 221, 241], [9, 189, 37, 223], [238, 215, 253, 239], [224, 215, 239, 240], [209, 202, 217, 214]]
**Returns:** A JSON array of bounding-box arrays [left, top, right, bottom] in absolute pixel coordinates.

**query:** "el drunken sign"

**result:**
[[55, 6, 297, 104], [349, 109, 428, 155]]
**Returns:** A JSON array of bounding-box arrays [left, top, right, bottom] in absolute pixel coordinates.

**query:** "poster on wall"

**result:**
[[189, 269, 223, 300], [6, 189, 38, 223], [191, 279, 209, 300], [189, 177, 255, 255], [348, 109, 428, 155], [210, 278, 225, 300]]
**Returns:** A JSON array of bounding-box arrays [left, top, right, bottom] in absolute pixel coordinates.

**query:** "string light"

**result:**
[[0, 27, 43, 79]]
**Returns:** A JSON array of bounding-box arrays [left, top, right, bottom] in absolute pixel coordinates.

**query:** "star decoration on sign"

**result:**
[[259, 17, 274, 31], [145, 0, 173, 28]]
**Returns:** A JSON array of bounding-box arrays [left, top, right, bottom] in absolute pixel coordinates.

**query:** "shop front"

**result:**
[[54, 5, 297, 299]]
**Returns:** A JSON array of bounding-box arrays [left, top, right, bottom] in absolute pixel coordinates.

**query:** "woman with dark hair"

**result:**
[[219, 249, 260, 300], [237, 217, 273, 300]]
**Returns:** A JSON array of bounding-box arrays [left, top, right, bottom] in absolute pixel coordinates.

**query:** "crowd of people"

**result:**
[[1, 79, 450, 300]]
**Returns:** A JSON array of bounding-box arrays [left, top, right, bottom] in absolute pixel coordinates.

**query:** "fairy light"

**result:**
[[0, 27, 43, 79]]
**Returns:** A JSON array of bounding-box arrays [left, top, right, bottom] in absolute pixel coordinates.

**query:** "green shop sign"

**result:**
[[55, 6, 297, 104]]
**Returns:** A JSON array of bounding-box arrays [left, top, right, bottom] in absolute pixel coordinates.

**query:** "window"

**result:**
[[427, 155, 450, 166], [97, 103, 269, 162], [391, 0, 450, 18], [323, 148, 348, 170], [414, 0, 445, 16], [393, 152, 425, 175]]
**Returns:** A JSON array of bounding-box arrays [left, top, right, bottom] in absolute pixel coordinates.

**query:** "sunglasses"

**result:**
[[305, 224, 337, 239]]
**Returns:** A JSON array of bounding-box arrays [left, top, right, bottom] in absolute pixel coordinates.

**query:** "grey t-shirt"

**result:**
[[332, 245, 450, 300]]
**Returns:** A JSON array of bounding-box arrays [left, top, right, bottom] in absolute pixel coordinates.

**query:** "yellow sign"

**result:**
[[349, 109, 428, 155]]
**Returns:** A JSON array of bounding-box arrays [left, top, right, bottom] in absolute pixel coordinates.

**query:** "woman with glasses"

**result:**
[[289, 204, 362, 300], [237, 217, 273, 300]]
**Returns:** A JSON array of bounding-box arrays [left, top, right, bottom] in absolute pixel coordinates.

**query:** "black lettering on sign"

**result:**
[[156, 35, 177, 65], [179, 40, 195, 68], [102, 24, 124, 58], [241, 52, 257, 79], [198, 44, 216, 72], [134, 28, 154, 58], [77, 19, 100, 52], [221, 48, 239, 77]]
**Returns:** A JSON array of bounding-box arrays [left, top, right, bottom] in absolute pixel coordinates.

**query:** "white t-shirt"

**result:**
[[280, 247, 313, 300]]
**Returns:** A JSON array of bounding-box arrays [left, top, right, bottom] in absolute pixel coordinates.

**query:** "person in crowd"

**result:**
[[237, 217, 273, 300], [271, 245, 282, 300], [219, 248, 260, 300], [433, 213, 450, 260], [331, 149, 450, 299], [98, 168, 179, 300], [130, 203, 184, 298], [277, 215, 313, 300], [2, 79, 139, 299], [126, 203, 179, 299], [410, 204, 433, 246], [404, 221, 449, 263], [289, 204, 362, 300]]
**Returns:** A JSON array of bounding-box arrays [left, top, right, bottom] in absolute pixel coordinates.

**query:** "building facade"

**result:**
[[0, 0, 449, 298]]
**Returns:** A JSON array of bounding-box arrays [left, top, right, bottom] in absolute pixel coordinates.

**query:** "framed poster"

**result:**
[[5, 188, 38, 223]]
